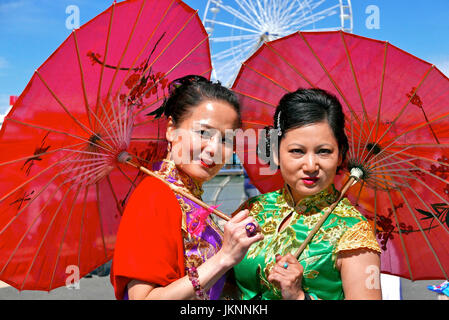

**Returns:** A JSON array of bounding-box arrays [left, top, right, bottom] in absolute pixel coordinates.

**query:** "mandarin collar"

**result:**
[[156, 159, 204, 199], [282, 183, 339, 215]]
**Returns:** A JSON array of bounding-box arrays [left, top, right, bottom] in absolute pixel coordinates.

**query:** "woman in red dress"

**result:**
[[111, 75, 263, 300]]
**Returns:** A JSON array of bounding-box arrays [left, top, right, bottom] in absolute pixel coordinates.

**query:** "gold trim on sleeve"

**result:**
[[336, 220, 381, 253]]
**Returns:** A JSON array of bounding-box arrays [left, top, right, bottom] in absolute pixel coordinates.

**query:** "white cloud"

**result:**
[[0, 0, 26, 11], [0, 94, 12, 116], [436, 60, 449, 77], [0, 104, 12, 128], [431, 55, 449, 77], [0, 57, 9, 69], [0, 110, 9, 127], [0, 0, 55, 35]]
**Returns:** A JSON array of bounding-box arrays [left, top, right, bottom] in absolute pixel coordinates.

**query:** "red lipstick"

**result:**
[[200, 159, 215, 169], [302, 177, 319, 186]]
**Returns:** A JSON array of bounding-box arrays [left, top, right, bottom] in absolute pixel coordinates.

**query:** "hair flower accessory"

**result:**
[[276, 111, 282, 136]]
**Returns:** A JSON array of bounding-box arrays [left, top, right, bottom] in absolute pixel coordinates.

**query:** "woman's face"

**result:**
[[166, 99, 238, 184], [277, 121, 342, 204]]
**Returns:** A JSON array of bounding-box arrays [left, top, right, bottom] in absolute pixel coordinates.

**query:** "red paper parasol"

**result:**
[[0, 0, 213, 291], [232, 30, 449, 281]]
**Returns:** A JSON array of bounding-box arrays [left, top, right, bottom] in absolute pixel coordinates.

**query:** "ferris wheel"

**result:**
[[203, 0, 353, 86]]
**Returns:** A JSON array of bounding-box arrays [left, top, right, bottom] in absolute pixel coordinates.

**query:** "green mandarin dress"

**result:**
[[233, 184, 381, 300]]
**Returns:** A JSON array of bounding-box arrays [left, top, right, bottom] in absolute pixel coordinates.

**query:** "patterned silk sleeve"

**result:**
[[335, 220, 381, 253]]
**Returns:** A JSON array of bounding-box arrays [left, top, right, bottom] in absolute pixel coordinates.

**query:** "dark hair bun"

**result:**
[[159, 74, 241, 126], [163, 75, 211, 119]]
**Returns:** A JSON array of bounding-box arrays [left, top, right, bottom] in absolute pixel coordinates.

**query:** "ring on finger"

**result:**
[[245, 222, 257, 237]]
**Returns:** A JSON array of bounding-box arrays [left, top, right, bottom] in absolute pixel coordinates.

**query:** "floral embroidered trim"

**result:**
[[335, 220, 381, 253], [156, 159, 206, 233], [332, 198, 364, 219], [283, 184, 339, 215], [157, 159, 204, 199]]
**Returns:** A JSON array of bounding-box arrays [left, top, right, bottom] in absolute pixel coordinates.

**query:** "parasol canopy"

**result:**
[[0, 0, 212, 291], [232, 30, 449, 281]]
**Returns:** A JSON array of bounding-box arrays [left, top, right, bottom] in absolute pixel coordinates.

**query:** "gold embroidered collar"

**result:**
[[281, 183, 339, 215], [156, 159, 204, 199]]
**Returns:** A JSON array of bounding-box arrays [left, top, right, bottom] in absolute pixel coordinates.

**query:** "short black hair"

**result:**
[[163, 75, 241, 127]]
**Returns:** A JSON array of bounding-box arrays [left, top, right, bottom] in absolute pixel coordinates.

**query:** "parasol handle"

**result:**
[[293, 168, 363, 260], [120, 153, 230, 222]]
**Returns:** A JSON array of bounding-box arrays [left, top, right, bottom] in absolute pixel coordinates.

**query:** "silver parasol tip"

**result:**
[[117, 151, 132, 164]]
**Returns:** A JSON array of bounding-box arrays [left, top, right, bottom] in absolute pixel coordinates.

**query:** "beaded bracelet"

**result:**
[[187, 266, 209, 300]]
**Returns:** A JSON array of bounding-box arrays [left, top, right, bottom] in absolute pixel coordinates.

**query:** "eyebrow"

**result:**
[[197, 123, 229, 137], [287, 143, 334, 148]]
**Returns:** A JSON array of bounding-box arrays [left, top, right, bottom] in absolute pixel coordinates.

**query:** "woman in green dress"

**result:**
[[232, 88, 382, 300]]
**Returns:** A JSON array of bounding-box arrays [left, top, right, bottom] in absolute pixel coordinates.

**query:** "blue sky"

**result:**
[[0, 0, 448, 118]]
